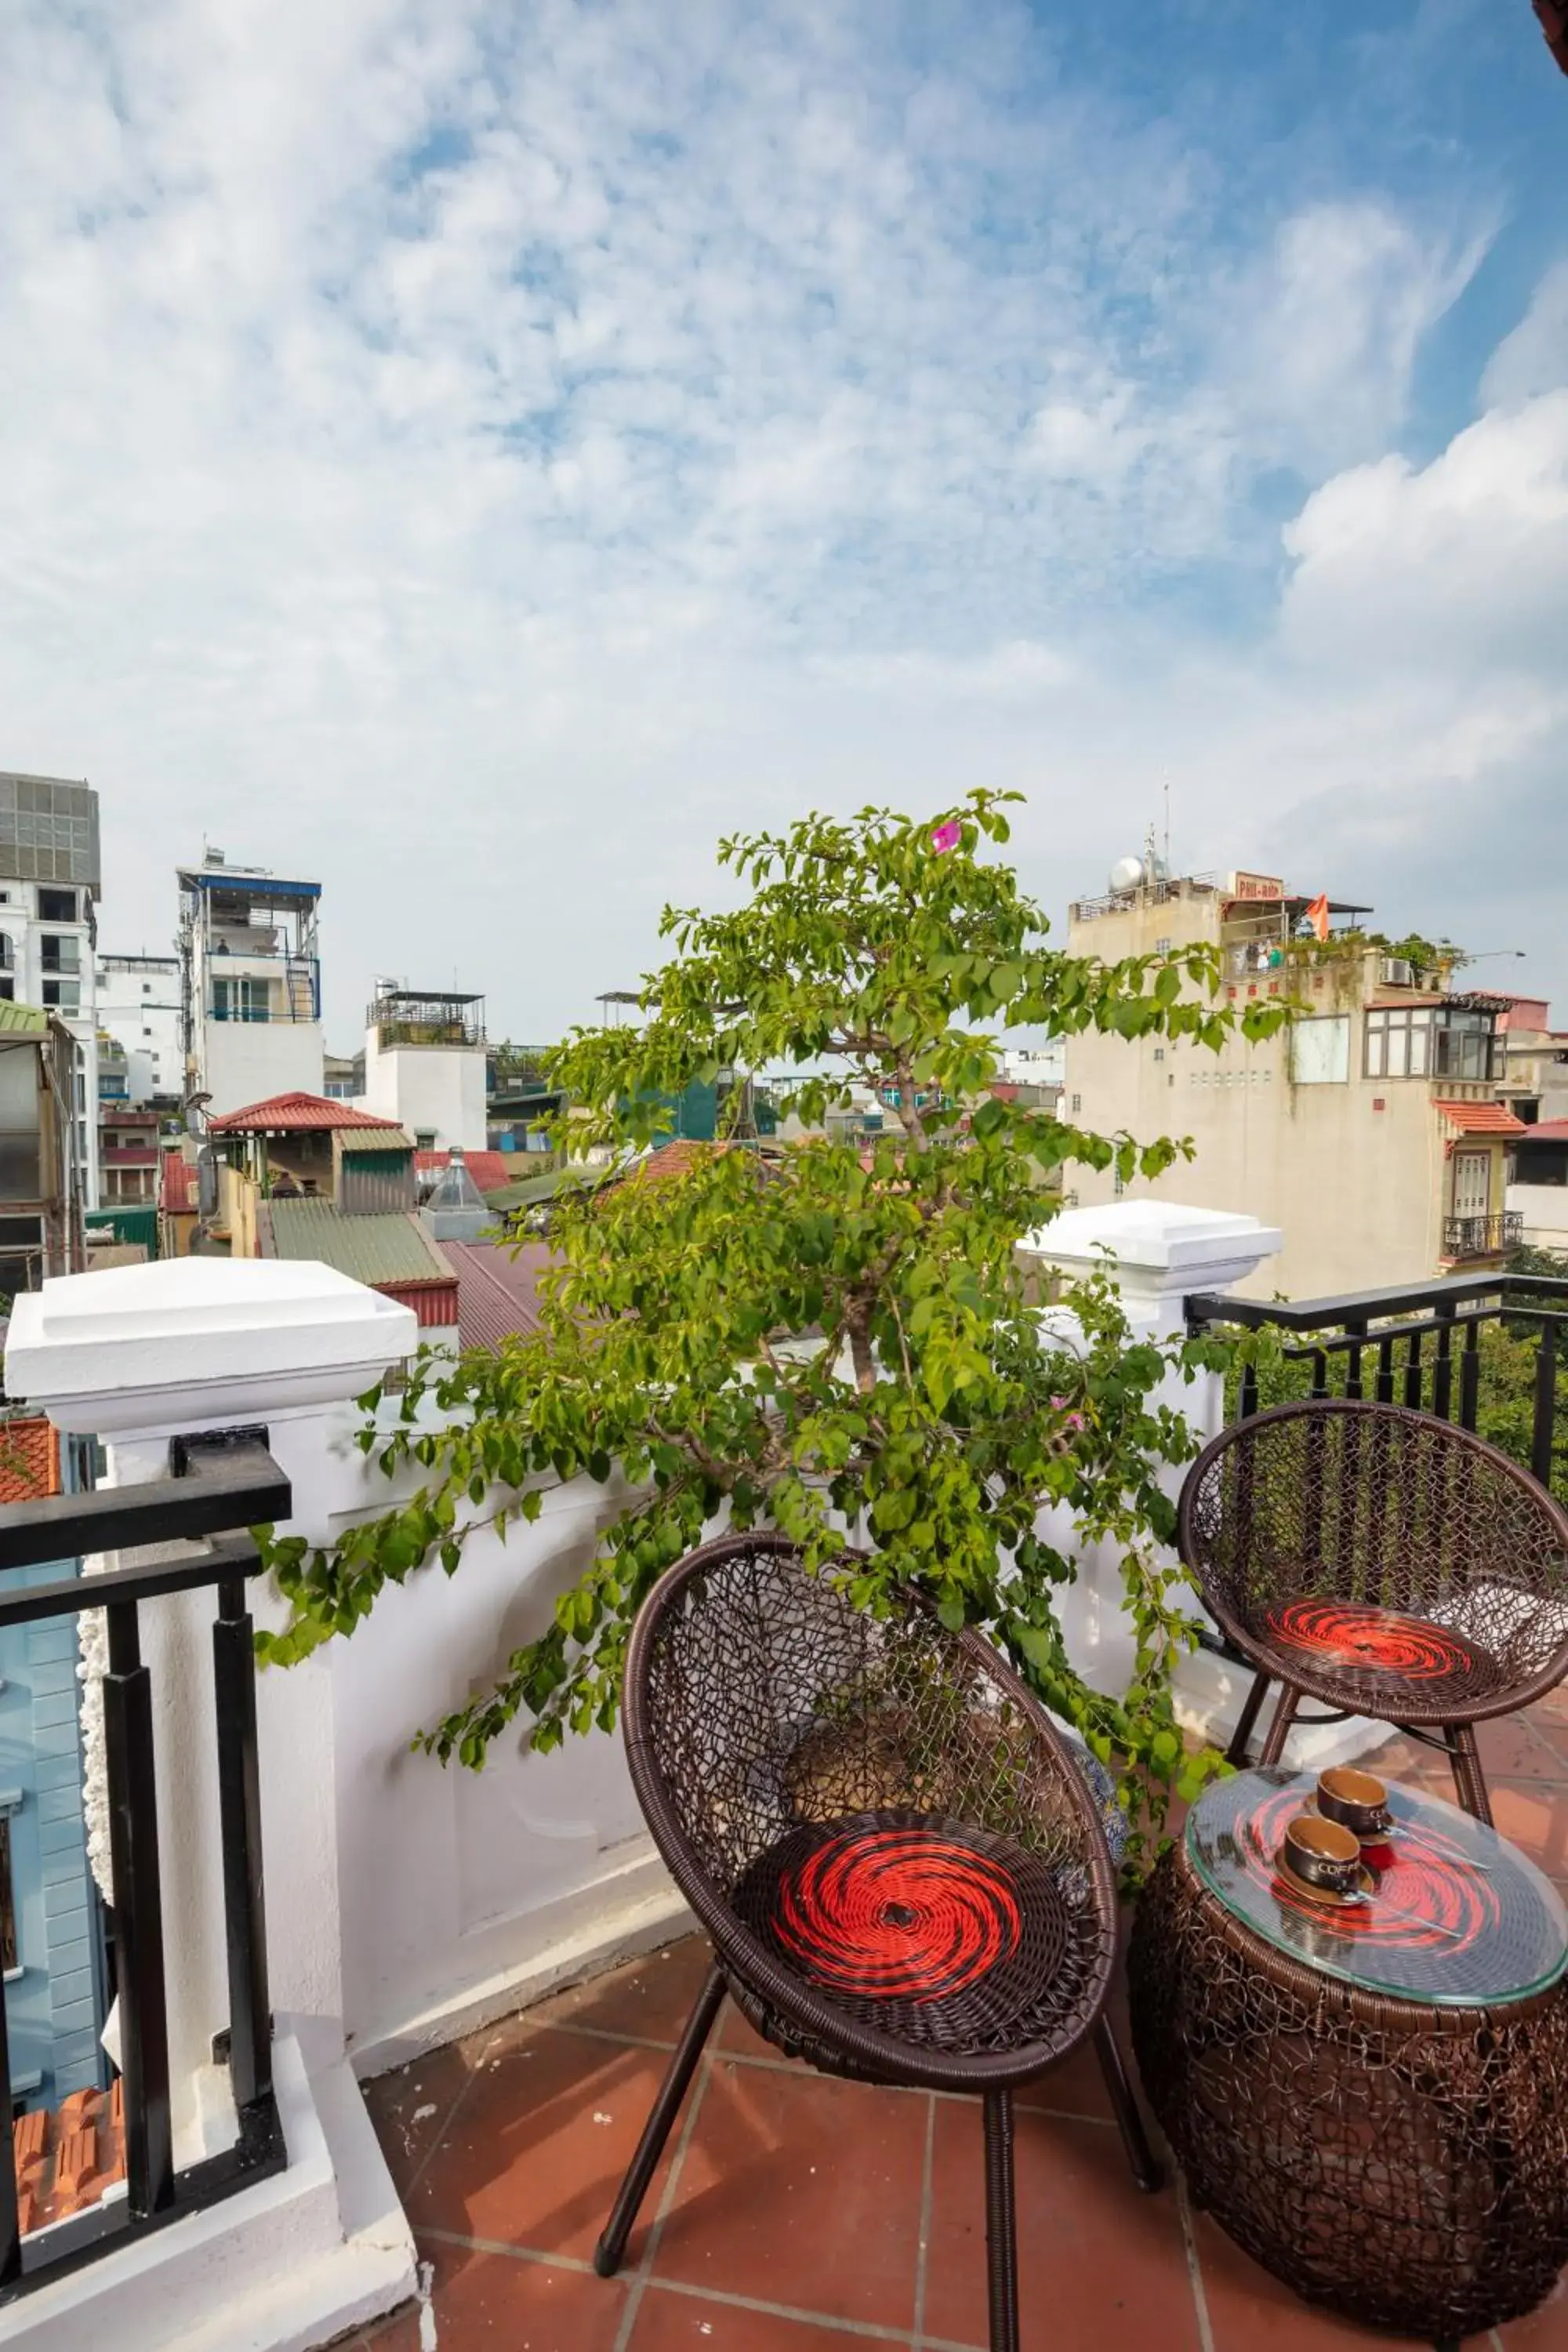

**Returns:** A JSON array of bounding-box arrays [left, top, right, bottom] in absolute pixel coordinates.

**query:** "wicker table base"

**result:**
[[1130, 1838, 1568, 2343]]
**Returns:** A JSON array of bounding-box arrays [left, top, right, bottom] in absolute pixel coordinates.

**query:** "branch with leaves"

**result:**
[[256, 792, 1287, 1863]]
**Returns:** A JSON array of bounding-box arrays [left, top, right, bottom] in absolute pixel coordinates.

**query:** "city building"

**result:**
[[0, 771, 103, 1207], [1491, 994, 1568, 1127], [205, 1091, 458, 1331], [96, 1105, 161, 1207], [177, 851, 324, 1120], [1509, 1119, 1568, 1253], [1062, 857, 1523, 1299], [356, 986, 488, 1152], [0, 1003, 89, 1293], [95, 950, 182, 1105], [322, 1047, 364, 1102]]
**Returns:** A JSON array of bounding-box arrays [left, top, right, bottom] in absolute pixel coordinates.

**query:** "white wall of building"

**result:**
[[1510, 1181, 1568, 1252], [358, 1027, 488, 1152], [96, 954, 181, 1102], [198, 1008, 325, 1120]]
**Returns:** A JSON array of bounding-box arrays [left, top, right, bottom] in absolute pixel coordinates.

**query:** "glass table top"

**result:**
[[1185, 1769, 1568, 2008]]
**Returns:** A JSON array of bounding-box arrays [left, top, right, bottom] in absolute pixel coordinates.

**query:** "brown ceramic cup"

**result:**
[[1316, 1766, 1392, 1840], [1283, 1812, 1363, 1895]]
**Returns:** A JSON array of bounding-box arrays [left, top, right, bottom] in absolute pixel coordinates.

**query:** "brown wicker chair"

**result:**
[[1178, 1399, 1568, 1820], [593, 1530, 1160, 2352]]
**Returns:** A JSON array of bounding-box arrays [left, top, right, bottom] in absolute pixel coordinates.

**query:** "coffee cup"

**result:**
[[1316, 1766, 1392, 1841], [1282, 1813, 1363, 1896]]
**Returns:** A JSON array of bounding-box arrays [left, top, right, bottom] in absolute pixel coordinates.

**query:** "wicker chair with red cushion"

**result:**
[[1178, 1399, 1568, 1820], [593, 1530, 1160, 2352]]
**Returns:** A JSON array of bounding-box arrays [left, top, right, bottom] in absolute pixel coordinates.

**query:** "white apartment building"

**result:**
[[356, 987, 488, 1152], [0, 771, 102, 1208], [178, 852, 325, 1120], [96, 950, 182, 1103]]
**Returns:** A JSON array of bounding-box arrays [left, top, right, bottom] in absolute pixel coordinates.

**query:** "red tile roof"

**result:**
[[208, 1092, 395, 1134], [1522, 1119, 1568, 1143], [632, 1139, 733, 1182], [415, 1149, 511, 1196], [0, 1417, 60, 1504], [161, 1152, 198, 1214], [442, 1240, 558, 1350], [1434, 1101, 1527, 1137]]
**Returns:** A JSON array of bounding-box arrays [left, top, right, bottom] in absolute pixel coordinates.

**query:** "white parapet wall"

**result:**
[[2, 1257, 685, 2351]]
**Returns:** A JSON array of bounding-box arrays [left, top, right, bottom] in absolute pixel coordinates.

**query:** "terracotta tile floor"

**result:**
[[349, 1688, 1568, 2352]]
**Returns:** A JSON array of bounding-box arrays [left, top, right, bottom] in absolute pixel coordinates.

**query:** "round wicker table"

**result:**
[[1129, 1769, 1568, 2347]]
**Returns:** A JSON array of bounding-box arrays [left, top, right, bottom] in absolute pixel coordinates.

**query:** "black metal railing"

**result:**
[[0, 1432, 291, 2299], [1443, 1210, 1524, 1261], [1187, 1269, 1567, 1494]]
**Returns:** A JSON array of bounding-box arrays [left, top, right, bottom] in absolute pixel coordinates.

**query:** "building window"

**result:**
[[42, 978, 81, 1012], [416, 1129, 437, 1152], [1364, 1005, 1432, 1080], [1112, 1167, 1125, 1198], [1365, 1004, 1500, 1083], [1290, 1015, 1350, 1085], [1069, 1093, 1081, 1114], [1152, 1048, 1164, 1062], [38, 887, 78, 923], [212, 977, 269, 1023]]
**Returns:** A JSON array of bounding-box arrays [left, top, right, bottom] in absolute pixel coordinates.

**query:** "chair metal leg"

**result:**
[[1257, 1682, 1302, 1769], [1445, 1723, 1494, 1826], [594, 1961, 726, 2278], [1225, 1668, 1272, 1768], [982, 2089, 1020, 2352], [1093, 2020, 1163, 2193]]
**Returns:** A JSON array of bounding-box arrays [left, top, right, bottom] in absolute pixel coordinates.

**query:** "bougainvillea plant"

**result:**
[[256, 792, 1286, 1854]]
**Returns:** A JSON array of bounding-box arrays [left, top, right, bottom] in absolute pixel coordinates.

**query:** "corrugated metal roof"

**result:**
[[1521, 1120, 1568, 1143], [267, 1196, 456, 1289], [442, 1240, 558, 1349], [1434, 1101, 1527, 1137], [415, 1149, 510, 1196], [161, 1153, 198, 1214], [0, 1002, 51, 1037], [209, 1092, 395, 1134], [336, 1127, 413, 1154]]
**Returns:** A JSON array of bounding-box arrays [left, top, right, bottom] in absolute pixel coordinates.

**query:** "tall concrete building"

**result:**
[[96, 950, 182, 1105], [177, 851, 325, 1120], [0, 772, 102, 1208], [1063, 855, 1521, 1301], [357, 986, 488, 1152]]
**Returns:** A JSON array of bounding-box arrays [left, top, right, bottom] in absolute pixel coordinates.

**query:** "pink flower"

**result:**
[[931, 819, 962, 855], [1051, 1396, 1087, 1433]]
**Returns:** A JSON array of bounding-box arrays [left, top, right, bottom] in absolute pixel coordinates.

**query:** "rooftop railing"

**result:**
[[0, 1433, 290, 2301]]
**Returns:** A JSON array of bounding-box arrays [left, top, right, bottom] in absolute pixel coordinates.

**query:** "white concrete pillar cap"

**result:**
[[5, 1258, 418, 1436], [1021, 1200, 1283, 1299]]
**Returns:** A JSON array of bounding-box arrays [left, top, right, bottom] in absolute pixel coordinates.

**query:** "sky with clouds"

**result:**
[[1, 0, 1565, 1047]]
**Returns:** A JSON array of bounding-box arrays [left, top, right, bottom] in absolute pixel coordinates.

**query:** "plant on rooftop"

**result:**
[[256, 792, 1288, 1861]]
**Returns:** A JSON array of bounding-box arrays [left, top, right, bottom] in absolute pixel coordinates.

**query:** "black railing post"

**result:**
[[103, 1599, 174, 2219], [213, 1577, 272, 2111], [0, 1950, 19, 2286], [1460, 1319, 1482, 1432], [1534, 1321, 1559, 1491], [1433, 1306, 1456, 1421]]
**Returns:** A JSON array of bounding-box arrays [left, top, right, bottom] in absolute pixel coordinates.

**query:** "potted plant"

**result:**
[[259, 792, 1283, 1857]]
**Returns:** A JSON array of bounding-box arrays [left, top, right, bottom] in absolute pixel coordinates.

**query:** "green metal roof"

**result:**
[[266, 1198, 452, 1287], [0, 1002, 52, 1036], [334, 1127, 412, 1154]]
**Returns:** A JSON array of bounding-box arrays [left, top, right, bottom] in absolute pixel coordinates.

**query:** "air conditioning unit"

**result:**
[[1381, 956, 1415, 987]]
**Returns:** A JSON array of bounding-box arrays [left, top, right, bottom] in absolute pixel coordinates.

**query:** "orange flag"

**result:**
[[1305, 892, 1330, 942]]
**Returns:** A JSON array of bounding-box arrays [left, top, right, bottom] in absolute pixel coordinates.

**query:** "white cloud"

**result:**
[[0, 0, 1559, 1040], [1483, 260, 1568, 406]]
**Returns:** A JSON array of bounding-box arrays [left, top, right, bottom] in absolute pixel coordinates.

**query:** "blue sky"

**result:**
[[1, 0, 1564, 1043]]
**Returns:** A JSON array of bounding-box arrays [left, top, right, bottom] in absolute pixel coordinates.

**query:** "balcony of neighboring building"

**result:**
[[367, 989, 486, 1051]]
